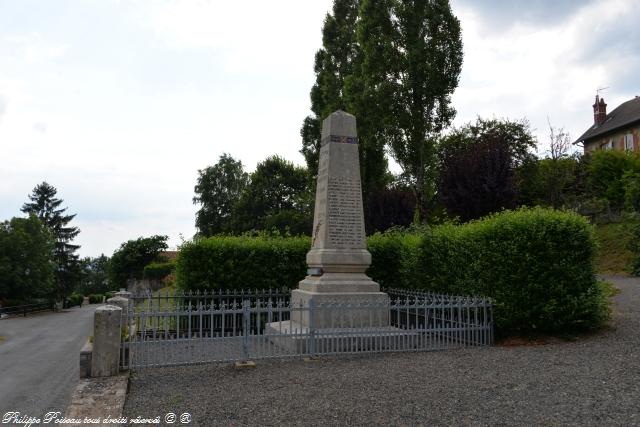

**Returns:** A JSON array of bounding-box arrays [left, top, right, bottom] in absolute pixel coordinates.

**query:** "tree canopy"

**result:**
[[302, 0, 389, 200], [193, 153, 249, 236], [438, 118, 537, 221], [108, 235, 168, 289], [232, 155, 312, 235], [0, 215, 54, 303], [360, 0, 463, 222]]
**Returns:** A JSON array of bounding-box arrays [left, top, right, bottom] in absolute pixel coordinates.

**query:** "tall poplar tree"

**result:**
[[359, 0, 463, 222], [22, 182, 81, 299], [301, 0, 389, 200]]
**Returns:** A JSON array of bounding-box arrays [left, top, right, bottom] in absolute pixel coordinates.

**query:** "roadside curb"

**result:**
[[64, 372, 129, 426]]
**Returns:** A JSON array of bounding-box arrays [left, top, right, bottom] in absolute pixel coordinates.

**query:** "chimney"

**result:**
[[593, 95, 607, 127]]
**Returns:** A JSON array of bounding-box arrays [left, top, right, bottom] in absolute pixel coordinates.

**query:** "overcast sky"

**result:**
[[1, 0, 638, 257]]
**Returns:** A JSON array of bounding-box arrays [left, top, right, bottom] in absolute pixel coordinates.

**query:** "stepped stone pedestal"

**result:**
[[289, 111, 389, 329]]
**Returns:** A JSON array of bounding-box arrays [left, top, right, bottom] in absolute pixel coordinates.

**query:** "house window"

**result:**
[[601, 139, 613, 150], [625, 133, 634, 151]]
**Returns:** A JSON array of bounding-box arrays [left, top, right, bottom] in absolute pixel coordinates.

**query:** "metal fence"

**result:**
[[120, 289, 493, 369], [0, 302, 53, 319]]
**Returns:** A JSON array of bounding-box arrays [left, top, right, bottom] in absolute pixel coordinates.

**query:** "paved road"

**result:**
[[0, 305, 96, 417]]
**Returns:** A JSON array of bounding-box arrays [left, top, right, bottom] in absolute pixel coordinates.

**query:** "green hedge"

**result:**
[[629, 221, 640, 277], [88, 294, 104, 304], [416, 207, 607, 334], [67, 292, 84, 307], [176, 208, 608, 335], [175, 236, 310, 291], [143, 261, 176, 280]]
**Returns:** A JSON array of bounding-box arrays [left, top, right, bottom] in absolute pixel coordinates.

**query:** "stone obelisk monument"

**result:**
[[291, 110, 389, 328]]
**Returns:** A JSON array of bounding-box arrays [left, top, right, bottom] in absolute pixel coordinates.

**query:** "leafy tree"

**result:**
[[301, 0, 360, 178], [438, 118, 537, 220], [0, 215, 54, 303], [193, 154, 249, 236], [358, 0, 463, 223], [302, 0, 389, 199], [442, 118, 537, 167], [623, 170, 640, 212], [108, 235, 168, 289], [364, 186, 416, 233], [587, 150, 640, 210], [439, 135, 517, 221], [78, 254, 111, 295], [21, 182, 81, 299], [517, 121, 577, 209], [232, 156, 312, 234]]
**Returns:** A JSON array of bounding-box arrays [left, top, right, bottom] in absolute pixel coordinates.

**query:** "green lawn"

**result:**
[[594, 222, 634, 276]]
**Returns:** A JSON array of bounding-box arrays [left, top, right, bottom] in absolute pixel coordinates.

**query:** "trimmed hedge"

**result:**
[[416, 207, 607, 334], [88, 294, 104, 304], [175, 235, 309, 291], [66, 292, 83, 308], [176, 208, 608, 335], [629, 221, 640, 277], [143, 261, 176, 280]]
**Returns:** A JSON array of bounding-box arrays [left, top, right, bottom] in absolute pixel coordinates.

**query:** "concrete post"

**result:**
[[114, 289, 133, 299], [91, 305, 121, 377], [107, 296, 129, 313]]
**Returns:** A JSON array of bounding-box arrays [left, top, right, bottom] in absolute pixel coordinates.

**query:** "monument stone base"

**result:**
[[264, 320, 419, 354], [291, 272, 390, 329]]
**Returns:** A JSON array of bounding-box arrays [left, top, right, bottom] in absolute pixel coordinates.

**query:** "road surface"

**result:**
[[0, 305, 96, 417]]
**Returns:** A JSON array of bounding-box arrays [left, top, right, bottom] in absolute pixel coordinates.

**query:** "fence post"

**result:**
[[308, 300, 316, 357], [242, 300, 250, 361], [91, 305, 122, 377]]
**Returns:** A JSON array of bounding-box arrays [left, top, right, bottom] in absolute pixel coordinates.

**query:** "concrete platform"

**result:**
[[264, 320, 422, 354]]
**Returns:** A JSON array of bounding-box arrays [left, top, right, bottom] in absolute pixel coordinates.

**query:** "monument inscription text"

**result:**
[[327, 176, 364, 248]]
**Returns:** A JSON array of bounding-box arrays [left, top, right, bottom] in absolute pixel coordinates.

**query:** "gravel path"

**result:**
[[123, 276, 640, 426]]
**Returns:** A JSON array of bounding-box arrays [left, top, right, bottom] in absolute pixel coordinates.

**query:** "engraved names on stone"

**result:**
[[327, 176, 364, 248]]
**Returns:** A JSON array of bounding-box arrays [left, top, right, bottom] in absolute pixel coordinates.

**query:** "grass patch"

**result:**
[[133, 286, 178, 330], [599, 279, 621, 297], [595, 222, 634, 275], [135, 286, 177, 312]]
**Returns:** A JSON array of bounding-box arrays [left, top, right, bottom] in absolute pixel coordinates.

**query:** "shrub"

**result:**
[[417, 207, 607, 335], [176, 236, 310, 291], [623, 170, 640, 213], [628, 221, 640, 277], [88, 294, 104, 304], [587, 150, 640, 209], [67, 292, 84, 307], [143, 261, 176, 280]]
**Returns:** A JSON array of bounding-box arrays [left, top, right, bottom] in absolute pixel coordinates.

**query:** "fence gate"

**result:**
[[120, 289, 493, 370]]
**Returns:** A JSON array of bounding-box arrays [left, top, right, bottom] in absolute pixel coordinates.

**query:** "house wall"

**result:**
[[584, 124, 640, 153]]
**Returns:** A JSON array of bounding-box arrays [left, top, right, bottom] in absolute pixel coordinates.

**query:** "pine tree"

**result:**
[[21, 182, 81, 299]]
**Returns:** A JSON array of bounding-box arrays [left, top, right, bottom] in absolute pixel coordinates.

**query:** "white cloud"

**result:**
[[451, 0, 637, 153], [0, 94, 6, 122], [137, 0, 332, 73], [3, 33, 69, 64]]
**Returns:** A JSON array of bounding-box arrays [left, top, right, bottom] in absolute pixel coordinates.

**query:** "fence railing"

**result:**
[[121, 289, 493, 369], [129, 287, 291, 312], [0, 302, 54, 319]]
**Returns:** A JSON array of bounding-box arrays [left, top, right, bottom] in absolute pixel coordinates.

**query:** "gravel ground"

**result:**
[[123, 276, 640, 426]]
